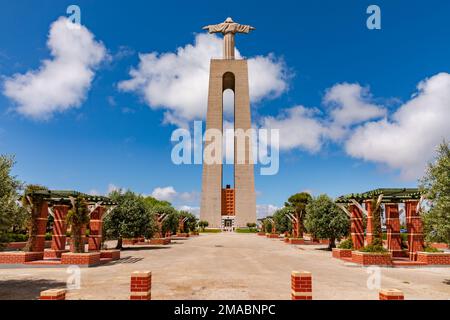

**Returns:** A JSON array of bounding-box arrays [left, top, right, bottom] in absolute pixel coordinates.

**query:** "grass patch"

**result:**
[[200, 229, 222, 233], [235, 228, 258, 233]]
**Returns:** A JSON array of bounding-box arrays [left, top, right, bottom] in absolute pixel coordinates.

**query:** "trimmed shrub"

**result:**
[[359, 244, 388, 253], [338, 238, 354, 250]]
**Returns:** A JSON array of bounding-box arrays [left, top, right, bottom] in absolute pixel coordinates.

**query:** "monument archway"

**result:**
[[200, 18, 257, 229]]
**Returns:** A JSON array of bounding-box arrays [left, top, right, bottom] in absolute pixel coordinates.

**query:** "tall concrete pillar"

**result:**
[[200, 59, 256, 228]]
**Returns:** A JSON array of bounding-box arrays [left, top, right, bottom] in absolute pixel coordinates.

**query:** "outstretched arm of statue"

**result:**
[[203, 25, 223, 33], [236, 24, 256, 34]]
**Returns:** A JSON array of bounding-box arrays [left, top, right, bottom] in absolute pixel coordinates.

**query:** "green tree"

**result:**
[[66, 196, 90, 253], [305, 194, 350, 250], [0, 155, 22, 248], [178, 211, 198, 233], [150, 205, 179, 236], [420, 141, 450, 245], [263, 218, 273, 233], [273, 207, 294, 234], [104, 190, 157, 249], [285, 192, 312, 237], [143, 196, 172, 209], [198, 220, 209, 231]]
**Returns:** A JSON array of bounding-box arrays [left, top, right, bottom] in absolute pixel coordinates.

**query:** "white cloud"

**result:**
[[118, 33, 288, 127], [151, 186, 177, 201], [177, 205, 200, 217], [256, 204, 279, 219], [260, 106, 327, 152], [325, 83, 386, 126], [3, 17, 107, 119], [151, 186, 199, 204], [345, 72, 450, 179]]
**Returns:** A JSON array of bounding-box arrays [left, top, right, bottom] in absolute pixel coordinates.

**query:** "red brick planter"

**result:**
[[60, 252, 101, 266], [44, 249, 69, 259], [416, 252, 450, 265], [267, 234, 280, 239], [190, 232, 200, 236], [149, 238, 171, 245], [351, 251, 392, 266], [257, 232, 266, 236], [332, 248, 352, 259], [100, 250, 121, 260], [176, 233, 190, 237], [288, 238, 305, 245], [4, 241, 52, 251], [0, 252, 44, 264], [430, 243, 449, 250], [123, 238, 139, 245]]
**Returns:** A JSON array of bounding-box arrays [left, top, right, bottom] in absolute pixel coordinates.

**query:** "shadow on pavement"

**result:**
[[0, 279, 67, 300]]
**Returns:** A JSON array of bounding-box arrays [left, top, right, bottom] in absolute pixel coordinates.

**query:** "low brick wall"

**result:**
[[100, 250, 121, 260], [176, 233, 190, 238], [44, 249, 69, 259], [289, 238, 305, 245], [149, 238, 171, 245], [417, 252, 450, 265], [0, 252, 44, 264], [351, 251, 392, 266], [123, 239, 139, 245], [332, 248, 352, 259], [60, 252, 101, 266], [4, 241, 52, 251], [430, 243, 449, 250], [379, 289, 404, 300], [40, 289, 66, 300]]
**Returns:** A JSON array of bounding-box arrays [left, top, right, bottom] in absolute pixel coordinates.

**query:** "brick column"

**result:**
[[40, 289, 66, 300], [30, 201, 49, 252], [49, 205, 69, 257], [88, 207, 105, 251], [350, 204, 364, 250], [130, 271, 152, 300], [385, 203, 403, 257], [291, 271, 312, 300], [364, 200, 374, 245], [405, 200, 424, 261], [379, 289, 404, 300]]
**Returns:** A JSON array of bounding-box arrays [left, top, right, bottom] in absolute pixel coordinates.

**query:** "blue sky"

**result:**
[[1, 0, 449, 217]]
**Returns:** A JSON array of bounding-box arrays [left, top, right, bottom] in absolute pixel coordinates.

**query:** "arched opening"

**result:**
[[222, 72, 235, 220]]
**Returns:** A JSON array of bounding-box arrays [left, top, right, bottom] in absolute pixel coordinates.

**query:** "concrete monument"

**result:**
[[200, 18, 257, 230]]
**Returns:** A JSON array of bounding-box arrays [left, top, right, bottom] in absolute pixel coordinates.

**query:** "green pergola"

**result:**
[[25, 190, 116, 205], [335, 188, 424, 204]]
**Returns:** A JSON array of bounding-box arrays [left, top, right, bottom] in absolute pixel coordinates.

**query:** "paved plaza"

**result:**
[[0, 233, 449, 300]]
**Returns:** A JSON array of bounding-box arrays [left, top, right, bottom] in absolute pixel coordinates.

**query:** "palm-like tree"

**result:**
[[66, 196, 90, 253], [285, 192, 312, 238]]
